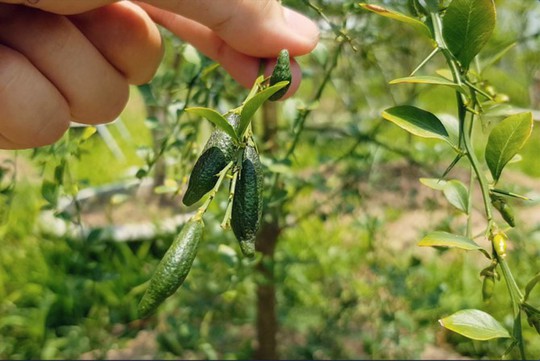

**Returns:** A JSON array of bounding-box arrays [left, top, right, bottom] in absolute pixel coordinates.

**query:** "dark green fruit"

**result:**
[[491, 195, 515, 228], [138, 219, 204, 318], [269, 49, 292, 101], [231, 145, 263, 257], [482, 275, 495, 302], [183, 114, 239, 206]]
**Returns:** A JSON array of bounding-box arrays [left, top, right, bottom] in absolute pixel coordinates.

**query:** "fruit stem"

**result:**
[[195, 161, 234, 220], [221, 168, 239, 230]]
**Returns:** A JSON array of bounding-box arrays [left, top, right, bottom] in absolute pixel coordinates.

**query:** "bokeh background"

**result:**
[[1, 0, 539, 359]]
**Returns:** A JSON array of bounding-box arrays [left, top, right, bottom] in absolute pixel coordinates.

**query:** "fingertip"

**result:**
[[72, 80, 130, 124], [282, 8, 320, 56]]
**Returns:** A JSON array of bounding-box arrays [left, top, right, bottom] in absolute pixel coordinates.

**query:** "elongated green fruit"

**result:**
[[138, 219, 204, 318], [183, 114, 239, 206], [482, 275, 495, 302], [269, 49, 292, 101], [231, 145, 263, 257], [491, 195, 515, 227]]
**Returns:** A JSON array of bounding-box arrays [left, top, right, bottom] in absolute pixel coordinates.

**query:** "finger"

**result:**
[[68, 2, 163, 85], [139, 5, 302, 95], [0, 45, 71, 149], [140, 0, 319, 58], [3, 0, 319, 57], [0, 5, 129, 124], [0, 0, 115, 14]]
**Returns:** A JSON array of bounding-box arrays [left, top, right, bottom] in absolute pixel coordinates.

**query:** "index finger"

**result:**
[[3, 0, 319, 57]]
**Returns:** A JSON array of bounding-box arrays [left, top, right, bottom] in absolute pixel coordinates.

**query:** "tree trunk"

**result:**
[[254, 102, 281, 360], [254, 221, 281, 360]]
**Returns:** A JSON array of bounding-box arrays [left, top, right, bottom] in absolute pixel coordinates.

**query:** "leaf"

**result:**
[[382, 106, 450, 142], [491, 188, 530, 201], [420, 177, 447, 191], [443, 180, 469, 213], [41, 180, 59, 206], [359, 3, 431, 37], [389, 76, 467, 94], [524, 272, 540, 302], [137, 84, 157, 107], [480, 42, 516, 71], [435, 69, 453, 80], [485, 112, 533, 182], [439, 309, 511, 340], [442, 0, 496, 68], [186, 107, 238, 141], [438, 114, 460, 145], [418, 231, 481, 251], [238, 81, 288, 138], [80, 126, 97, 141]]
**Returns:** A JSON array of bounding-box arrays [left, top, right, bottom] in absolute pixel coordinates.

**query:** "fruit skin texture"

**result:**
[[183, 114, 239, 206], [492, 232, 507, 259], [491, 196, 515, 228], [138, 219, 204, 318], [269, 49, 292, 101], [231, 145, 263, 257], [482, 276, 495, 302]]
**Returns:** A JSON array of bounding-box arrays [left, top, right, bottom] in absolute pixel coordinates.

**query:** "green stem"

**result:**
[[285, 41, 343, 159], [429, 12, 462, 86], [430, 9, 528, 358], [499, 257, 526, 359], [410, 47, 439, 76], [268, 41, 344, 207], [220, 166, 239, 230], [466, 166, 474, 238], [499, 258, 524, 309], [461, 111, 493, 226], [195, 161, 234, 220]]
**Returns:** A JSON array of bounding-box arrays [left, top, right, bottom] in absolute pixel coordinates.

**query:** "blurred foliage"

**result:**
[[0, 0, 539, 359]]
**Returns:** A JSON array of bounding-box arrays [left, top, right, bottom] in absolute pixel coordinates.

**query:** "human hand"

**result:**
[[0, 0, 319, 149]]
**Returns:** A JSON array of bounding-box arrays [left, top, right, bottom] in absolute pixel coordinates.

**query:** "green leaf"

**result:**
[[439, 309, 511, 340], [238, 81, 288, 138], [137, 84, 157, 107], [480, 42, 516, 71], [382, 105, 450, 142], [485, 112, 533, 182], [80, 126, 97, 141], [420, 177, 447, 191], [418, 231, 481, 251], [442, 0, 496, 68], [443, 180, 469, 213], [41, 180, 59, 206], [439, 114, 460, 145], [186, 107, 238, 141], [524, 272, 540, 302], [359, 3, 431, 37], [389, 76, 467, 94], [491, 188, 530, 201]]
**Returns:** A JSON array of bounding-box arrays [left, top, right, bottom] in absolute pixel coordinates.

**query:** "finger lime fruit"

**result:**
[[138, 219, 204, 318], [231, 145, 263, 257], [482, 275, 495, 302], [269, 49, 292, 101], [492, 232, 508, 259], [183, 114, 239, 206], [491, 195, 515, 228]]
